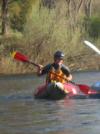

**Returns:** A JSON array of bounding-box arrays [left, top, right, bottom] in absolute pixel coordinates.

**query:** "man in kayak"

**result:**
[[35, 51, 73, 99], [37, 51, 72, 83]]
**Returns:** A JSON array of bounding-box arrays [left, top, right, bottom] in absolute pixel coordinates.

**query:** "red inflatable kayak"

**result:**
[[34, 82, 100, 100], [34, 82, 77, 100]]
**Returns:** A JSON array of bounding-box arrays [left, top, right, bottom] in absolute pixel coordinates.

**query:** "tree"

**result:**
[[0, 0, 33, 34], [1, 0, 9, 35], [65, 0, 92, 30]]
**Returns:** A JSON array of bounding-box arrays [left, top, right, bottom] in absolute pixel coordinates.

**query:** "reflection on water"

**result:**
[[0, 71, 100, 134]]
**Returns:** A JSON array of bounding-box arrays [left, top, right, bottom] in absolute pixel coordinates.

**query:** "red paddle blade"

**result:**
[[78, 84, 91, 95], [12, 51, 29, 62]]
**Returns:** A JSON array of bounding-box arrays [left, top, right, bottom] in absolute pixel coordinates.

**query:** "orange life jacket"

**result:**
[[46, 66, 68, 84]]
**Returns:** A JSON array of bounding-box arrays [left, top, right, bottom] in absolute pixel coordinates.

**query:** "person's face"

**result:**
[[54, 58, 64, 65]]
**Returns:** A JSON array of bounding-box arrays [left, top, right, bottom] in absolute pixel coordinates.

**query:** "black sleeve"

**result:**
[[41, 64, 51, 75], [61, 64, 71, 77]]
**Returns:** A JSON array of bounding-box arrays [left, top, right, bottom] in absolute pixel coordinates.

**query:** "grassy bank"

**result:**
[[0, 34, 99, 74], [0, 0, 100, 74]]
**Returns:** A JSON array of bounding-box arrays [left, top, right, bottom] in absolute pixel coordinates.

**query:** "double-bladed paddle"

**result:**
[[11, 51, 92, 95]]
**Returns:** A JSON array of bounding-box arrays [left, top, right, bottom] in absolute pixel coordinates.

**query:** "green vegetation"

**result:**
[[0, 0, 100, 74]]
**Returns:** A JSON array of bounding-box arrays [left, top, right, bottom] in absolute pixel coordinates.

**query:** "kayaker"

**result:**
[[37, 51, 72, 83], [34, 51, 73, 99]]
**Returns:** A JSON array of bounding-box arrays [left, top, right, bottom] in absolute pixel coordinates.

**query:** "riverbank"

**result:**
[[0, 0, 100, 75], [0, 52, 100, 75]]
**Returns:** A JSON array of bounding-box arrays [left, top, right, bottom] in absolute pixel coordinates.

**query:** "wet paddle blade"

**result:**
[[84, 40, 100, 55], [78, 84, 91, 95], [11, 51, 29, 62], [11, 51, 39, 67]]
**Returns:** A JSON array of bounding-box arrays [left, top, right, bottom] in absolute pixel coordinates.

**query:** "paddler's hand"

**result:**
[[64, 74, 73, 82], [37, 64, 43, 75], [66, 74, 73, 82]]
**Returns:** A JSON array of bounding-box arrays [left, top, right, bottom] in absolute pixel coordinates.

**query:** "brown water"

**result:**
[[0, 71, 100, 134]]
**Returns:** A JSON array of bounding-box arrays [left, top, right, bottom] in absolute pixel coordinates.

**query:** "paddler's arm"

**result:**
[[37, 64, 51, 76], [61, 64, 73, 82]]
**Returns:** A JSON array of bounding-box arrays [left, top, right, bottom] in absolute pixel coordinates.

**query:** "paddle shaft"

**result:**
[[28, 61, 40, 68]]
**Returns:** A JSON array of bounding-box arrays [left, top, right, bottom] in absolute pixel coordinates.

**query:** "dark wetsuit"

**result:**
[[40, 63, 71, 77]]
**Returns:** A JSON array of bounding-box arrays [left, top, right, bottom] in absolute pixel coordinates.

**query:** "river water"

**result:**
[[0, 71, 100, 134]]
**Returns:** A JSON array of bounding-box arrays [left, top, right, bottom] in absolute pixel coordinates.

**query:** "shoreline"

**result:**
[[0, 53, 100, 75], [0, 70, 100, 76]]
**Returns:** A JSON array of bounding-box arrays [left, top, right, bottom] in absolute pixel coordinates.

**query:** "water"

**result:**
[[0, 71, 100, 134]]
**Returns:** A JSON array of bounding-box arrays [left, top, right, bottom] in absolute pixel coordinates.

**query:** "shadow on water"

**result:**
[[0, 71, 100, 134]]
